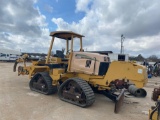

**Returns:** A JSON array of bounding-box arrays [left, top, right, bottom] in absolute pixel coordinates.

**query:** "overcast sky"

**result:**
[[0, 0, 160, 57]]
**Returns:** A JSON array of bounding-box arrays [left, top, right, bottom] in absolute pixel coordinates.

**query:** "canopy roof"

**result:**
[[50, 31, 84, 40]]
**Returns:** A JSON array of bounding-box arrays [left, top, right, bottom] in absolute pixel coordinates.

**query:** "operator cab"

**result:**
[[45, 31, 84, 64]]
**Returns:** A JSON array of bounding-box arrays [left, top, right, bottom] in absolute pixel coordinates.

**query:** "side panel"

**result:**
[[90, 61, 148, 88], [70, 57, 96, 74], [69, 52, 109, 75]]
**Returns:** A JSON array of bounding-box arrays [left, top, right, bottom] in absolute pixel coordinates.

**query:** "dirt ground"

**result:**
[[0, 62, 159, 120]]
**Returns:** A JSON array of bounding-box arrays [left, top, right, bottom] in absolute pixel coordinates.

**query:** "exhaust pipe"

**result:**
[[128, 85, 147, 97]]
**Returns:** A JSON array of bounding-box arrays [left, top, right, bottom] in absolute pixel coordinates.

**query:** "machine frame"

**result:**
[[14, 31, 148, 113]]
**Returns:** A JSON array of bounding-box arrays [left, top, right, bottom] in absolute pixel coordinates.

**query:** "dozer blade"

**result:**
[[114, 89, 125, 113], [101, 88, 125, 113]]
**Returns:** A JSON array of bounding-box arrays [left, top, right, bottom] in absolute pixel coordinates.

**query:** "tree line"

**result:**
[[129, 54, 160, 62]]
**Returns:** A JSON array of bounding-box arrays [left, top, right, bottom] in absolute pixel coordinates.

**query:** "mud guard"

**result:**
[[114, 89, 125, 113]]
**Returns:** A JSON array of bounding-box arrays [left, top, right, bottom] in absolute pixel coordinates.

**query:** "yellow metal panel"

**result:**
[[51, 57, 62, 63], [53, 69, 65, 75], [103, 61, 148, 88], [61, 72, 76, 79], [28, 66, 49, 79], [49, 69, 65, 81], [79, 61, 148, 88], [67, 52, 73, 71], [50, 74, 60, 81]]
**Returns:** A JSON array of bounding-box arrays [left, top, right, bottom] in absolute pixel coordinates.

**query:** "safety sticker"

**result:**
[[138, 69, 143, 74]]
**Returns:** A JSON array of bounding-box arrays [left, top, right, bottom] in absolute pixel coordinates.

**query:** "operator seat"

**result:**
[[54, 50, 65, 58]]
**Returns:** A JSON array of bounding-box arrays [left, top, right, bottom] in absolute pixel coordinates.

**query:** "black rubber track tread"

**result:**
[[29, 72, 57, 95], [58, 77, 95, 107]]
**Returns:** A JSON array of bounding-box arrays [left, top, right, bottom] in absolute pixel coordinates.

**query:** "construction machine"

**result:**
[[13, 31, 148, 113], [149, 87, 160, 120]]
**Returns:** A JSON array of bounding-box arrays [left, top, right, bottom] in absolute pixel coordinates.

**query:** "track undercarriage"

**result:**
[[29, 72, 57, 95], [29, 72, 124, 113], [58, 78, 95, 107]]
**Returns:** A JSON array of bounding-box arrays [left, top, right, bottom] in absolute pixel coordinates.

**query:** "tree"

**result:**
[[148, 55, 159, 62], [136, 54, 145, 61]]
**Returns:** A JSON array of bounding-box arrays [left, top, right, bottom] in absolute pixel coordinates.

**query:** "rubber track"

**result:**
[[58, 77, 95, 107], [29, 72, 57, 95]]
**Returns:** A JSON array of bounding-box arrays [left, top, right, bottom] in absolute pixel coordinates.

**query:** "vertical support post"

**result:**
[[66, 39, 69, 54], [80, 37, 83, 51], [46, 37, 54, 64], [71, 35, 73, 52], [67, 35, 74, 72]]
